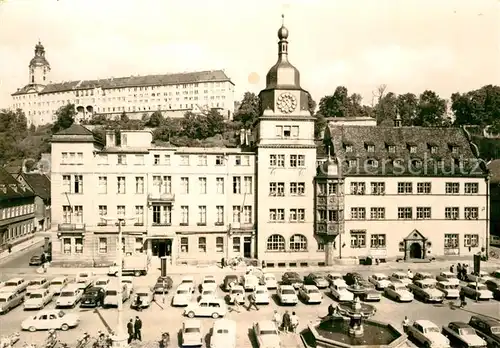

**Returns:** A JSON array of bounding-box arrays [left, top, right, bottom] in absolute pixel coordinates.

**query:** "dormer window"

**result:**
[[410, 158, 422, 168], [345, 144, 353, 153], [348, 159, 357, 167], [365, 143, 375, 152], [387, 145, 396, 153], [366, 159, 378, 167], [450, 145, 459, 155], [408, 145, 417, 154]]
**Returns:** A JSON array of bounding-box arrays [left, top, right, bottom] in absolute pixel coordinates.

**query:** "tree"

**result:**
[[396, 93, 418, 126], [452, 85, 500, 126], [233, 92, 260, 126], [318, 86, 371, 119], [205, 109, 226, 137], [0, 109, 29, 164], [307, 93, 317, 116], [153, 117, 183, 142], [51, 104, 76, 133], [374, 92, 398, 126], [120, 111, 129, 123], [146, 111, 164, 127], [414, 90, 447, 127]]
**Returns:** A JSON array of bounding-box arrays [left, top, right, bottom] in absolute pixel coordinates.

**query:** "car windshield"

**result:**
[[0, 299, 6, 303], [5, 282, 19, 286], [181, 279, 193, 284], [60, 292, 74, 297], [203, 290, 213, 295], [260, 330, 277, 335], [78, 274, 88, 278], [30, 294, 43, 298], [106, 291, 117, 296], [308, 289, 320, 293], [51, 281, 62, 285], [216, 329, 229, 334], [256, 290, 266, 294], [445, 274, 456, 279], [459, 328, 476, 335], [184, 328, 200, 333], [421, 283, 435, 289], [232, 289, 244, 294], [491, 327, 500, 334], [426, 327, 440, 333], [377, 276, 388, 280], [77, 280, 87, 283], [282, 289, 295, 295], [204, 279, 215, 284], [177, 290, 188, 294], [476, 285, 487, 290], [137, 293, 149, 297], [96, 281, 107, 285], [394, 285, 406, 290]]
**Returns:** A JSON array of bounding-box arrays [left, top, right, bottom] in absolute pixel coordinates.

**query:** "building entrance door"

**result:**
[[409, 242, 422, 259], [152, 239, 172, 257], [243, 237, 252, 258]]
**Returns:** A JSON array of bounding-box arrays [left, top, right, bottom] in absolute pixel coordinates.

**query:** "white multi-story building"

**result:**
[[11, 41, 235, 127]]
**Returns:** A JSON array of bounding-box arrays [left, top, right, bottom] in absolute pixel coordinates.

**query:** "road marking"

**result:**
[[93, 308, 113, 334]]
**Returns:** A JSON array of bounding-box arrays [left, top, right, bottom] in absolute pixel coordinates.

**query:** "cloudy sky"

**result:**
[[0, 0, 498, 108]]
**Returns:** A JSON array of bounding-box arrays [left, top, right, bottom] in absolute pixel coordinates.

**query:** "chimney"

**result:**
[[106, 130, 116, 147], [394, 113, 402, 127]]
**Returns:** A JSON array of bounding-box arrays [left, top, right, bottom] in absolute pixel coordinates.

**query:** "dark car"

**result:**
[[153, 276, 173, 294], [80, 287, 106, 308], [468, 315, 500, 348], [281, 272, 303, 289], [304, 273, 329, 289], [344, 272, 365, 286], [442, 322, 487, 348], [485, 279, 500, 301], [29, 254, 45, 266], [223, 275, 239, 292]]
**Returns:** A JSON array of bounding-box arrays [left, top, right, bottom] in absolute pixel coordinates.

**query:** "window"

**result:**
[[370, 234, 386, 248], [152, 205, 172, 225], [269, 183, 277, 196], [297, 155, 305, 167], [445, 182, 459, 194], [180, 237, 189, 253], [216, 206, 224, 225], [233, 177, 241, 194], [370, 182, 385, 195], [243, 206, 252, 224], [153, 154, 160, 165], [135, 206, 144, 225], [417, 182, 431, 194], [98, 176, 107, 194], [117, 205, 125, 220], [416, 207, 431, 219], [444, 234, 459, 248], [74, 175, 83, 193], [291, 126, 299, 137], [198, 237, 206, 252], [62, 175, 71, 193], [370, 207, 385, 219], [269, 155, 277, 166], [388, 145, 396, 153], [153, 175, 172, 194], [98, 238, 107, 253], [164, 154, 171, 165], [445, 207, 459, 220], [350, 230, 366, 248], [98, 205, 107, 225], [328, 183, 338, 195], [199, 177, 207, 194], [398, 207, 413, 219], [180, 155, 190, 166], [216, 177, 224, 194], [464, 207, 479, 220], [267, 234, 285, 251], [350, 182, 365, 195], [345, 145, 353, 152], [135, 177, 144, 194], [290, 155, 298, 167], [317, 183, 327, 195], [234, 155, 241, 166], [242, 155, 250, 166], [198, 155, 207, 166], [366, 144, 375, 152], [134, 238, 143, 253], [117, 177, 126, 194], [397, 182, 412, 194], [74, 206, 83, 223], [181, 177, 189, 194], [465, 183, 479, 194], [451, 146, 459, 154], [233, 237, 241, 252], [409, 145, 417, 153], [180, 206, 189, 225], [244, 176, 252, 194], [216, 237, 224, 253], [117, 154, 127, 165], [63, 238, 71, 254], [350, 207, 366, 220], [283, 126, 291, 137], [215, 155, 224, 166], [277, 183, 285, 196], [327, 210, 338, 222], [198, 206, 207, 225], [277, 155, 285, 167], [135, 155, 144, 165], [464, 234, 479, 247], [75, 238, 83, 253], [289, 234, 307, 251], [232, 206, 241, 223]]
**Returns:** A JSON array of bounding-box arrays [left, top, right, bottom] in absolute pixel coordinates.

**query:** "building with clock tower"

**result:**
[[255, 18, 322, 266]]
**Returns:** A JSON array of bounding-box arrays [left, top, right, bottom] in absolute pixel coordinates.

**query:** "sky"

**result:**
[[0, 0, 499, 109]]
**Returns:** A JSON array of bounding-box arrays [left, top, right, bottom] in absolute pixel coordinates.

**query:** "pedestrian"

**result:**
[[457, 263, 462, 280], [462, 266, 467, 281], [127, 319, 134, 344], [450, 264, 454, 273], [247, 291, 259, 311], [134, 316, 142, 341], [327, 303, 335, 318], [459, 290, 467, 308], [282, 311, 291, 333], [407, 269, 413, 280], [290, 312, 299, 333], [221, 257, 225, 268], [135, 294, 142, 311], [7, 244, 12, 253], [273, 310, 281, 332], [231, 292, 242, 313], [402, 316, 409, 333]]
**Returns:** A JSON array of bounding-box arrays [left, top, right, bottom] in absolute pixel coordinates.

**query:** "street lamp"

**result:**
[[102, 216, 137, 348]]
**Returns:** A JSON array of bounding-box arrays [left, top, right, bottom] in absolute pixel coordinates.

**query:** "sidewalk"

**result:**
[[0, 234, 45, 263]]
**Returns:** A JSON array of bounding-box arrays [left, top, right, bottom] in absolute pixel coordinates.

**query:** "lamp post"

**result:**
[[102, 216, 136, 348]]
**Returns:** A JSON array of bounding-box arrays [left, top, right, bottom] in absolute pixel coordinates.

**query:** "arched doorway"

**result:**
[[409, 242, 422, 259]]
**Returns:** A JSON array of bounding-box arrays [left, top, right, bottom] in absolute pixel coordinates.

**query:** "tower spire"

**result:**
[[277, 15, 289, 61]]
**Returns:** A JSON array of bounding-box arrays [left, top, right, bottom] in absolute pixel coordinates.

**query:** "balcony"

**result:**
[[58, 223, 86, 232], [315, 222, 344, 236], [316, 195, 344, 208], [147, 193, 175, 203]]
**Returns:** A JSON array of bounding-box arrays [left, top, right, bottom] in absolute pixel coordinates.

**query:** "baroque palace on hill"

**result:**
[[11, 41, 235, 127], [49, 21, 490, 267]]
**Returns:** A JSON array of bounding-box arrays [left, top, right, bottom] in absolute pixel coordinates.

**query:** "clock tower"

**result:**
[[255, 17, 319, 265]]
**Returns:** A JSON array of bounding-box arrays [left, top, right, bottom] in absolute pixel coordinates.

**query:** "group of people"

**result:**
[[229, 290, 260, 312], [126, 316, 142, 344], [273, 310, 299, 333], [450, 263, 469, 281]]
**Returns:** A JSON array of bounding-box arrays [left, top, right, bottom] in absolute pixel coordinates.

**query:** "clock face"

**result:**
[[276, 92, 297, 114]]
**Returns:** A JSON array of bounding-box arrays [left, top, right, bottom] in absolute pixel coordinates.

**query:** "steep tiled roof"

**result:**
[[324, 125, 486, 177], [51, 124, 103, 145], [20, 173, 50, 200], [55, 123, 94, 136], [0, 168, 34, 201]]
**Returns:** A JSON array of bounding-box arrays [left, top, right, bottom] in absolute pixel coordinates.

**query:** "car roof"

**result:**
[[231, 285, 244, 289], [416, 279, 437, 284], [467, 282, 485, 286], [136, 287, 151, 292], [263, 273, 275, 277], [0, 291, 15, 298], [51, 276, 67, 282], [303, 285, 318, 290], [415, 320, 438, 328], [470, 315, 500, 326], [373, 273, 387, 277], [177, 283, 193, 290], [256, 320, 277, 331], [441, 271, 453, 275], [392, 272, 407, 276], [279, 284, 295, 290], [310, 272, 323, 277], [391, 281, 406, 287], [284, 272, 300, 276], [213, 319, 236, 330], [332, 279, 347, 285], [31, 277, 48, 282], [255, 285, 267, 290], [121, 276, 133, 281], [450, 322, 471, 328], [30, 288, 48, 294], [62, 283, 80, 290], [6, 277, 23, 282]]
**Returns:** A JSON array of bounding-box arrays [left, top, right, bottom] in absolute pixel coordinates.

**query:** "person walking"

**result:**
[[134, 316, 142, 341], [450, 264, 454, 273], [231, 292, 242, 313], [402, 316, 409, 333], [290, 312, 299, 333], [457, 263, 463, 280], [127, 319, 134, 344], [407, 269, 413, 280], [247, 291, 259, 311], [273, 310, 281, 333], [282, 311, 291, 333], [459, 290, 467, 308]]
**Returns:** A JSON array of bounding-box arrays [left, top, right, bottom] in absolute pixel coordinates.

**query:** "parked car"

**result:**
[[304, 273, 329, 289], [26, 278, 50, 299], [241, 274, 261, 291], [0, 290, 24, 314], [409, 279, 444, 303], [491, 270, 500, 279], [201, 275, 218, 292], [261, 273, 278, 290], [24, 289, 53, 310], [436, 272, 460, 285], [210, 319, 236, 348], [56, 284, 83, 308], [468, 271, 494, 283], [227, 285, 245, 305], [184, 298, 227, 319], [29, 254, 46, 266], [199, 288, 218, 301], [172, 284, 194, 307], [368, 273, 391, 290], [326, 272, 343, 285], [222, 275, 239, 292], [80, 287, 105, 308], [253, 285, 270, 305], [94, 278, 110, 290], [468, 315, 500, 348], [181, 319, 203, 347], [49, 277, 69, 295], [298, 285, 323, 304], [281, 272, 303, 289], [1, 278, 29, 293], [441, 322, 487, 348], [413, 272, 435, 283], [389, 272, 412, 286], [330, 279, 354, 302], [180, 276, 196, 291], [277, 285, 298, 305], [406, 320, 451, 348], [253, 320, 281, 348], [153, 276, 173, 294], [384, 282, 414, 302], [485, 279, 500, 300], [345, 278, 380, 302], [121, 276, 134, 297], [461, 283, 493, 301], [104, 283, 129, 307], [436, 281, 460, 299], [344, 272, 364, 286], [21, 310, 80, 332], [75, 272, 93, 291]]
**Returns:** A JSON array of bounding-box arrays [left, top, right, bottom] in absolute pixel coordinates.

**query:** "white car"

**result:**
[[121, 276, 134, 295], [461, 283, 493, 300], [242, 274, 260, 291], [56, 284, 83, 308], [1, 278, 28, 293], [389, 272, 411, 286], [49, 277, 69, 295], [253, 320, 281, 348], [182, 319, 203, 347], [133, 287, 153, 308], [330, 279, 354, 302], [201, 275, 217, 292], [262, 273, 278, 289], [277, 285, 298, 305], [436, 272, 460, 285], [368, 273, 391, 290], [210, 319, 236, 348], [436, 281, 460, 299], [75, 272, 93, 290], [253, 286, 270, 305], [26, 278, 50, 295], [406, 320, 450, 348], [467, 271, 494, 283], [227, 285, 245, 304], [180, 276, 196, 292], [94, 278, 110, 290], [326, 272, 343, 285], [184, 298, 227, 319], [384, 282, 414, 302], [21, 310, 80, 332], [24, 289, 53, 310], [173, 284, 195, 307], [200, 289, 218, 301], [298, 285, 323, 304]]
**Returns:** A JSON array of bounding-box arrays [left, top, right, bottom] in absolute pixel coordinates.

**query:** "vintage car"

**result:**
[[49, 277, 69, 295], [436, 271, 460, 285], [241, 274, 260, 291], [121, 276, 134, 295], [253, 285, 270, 305], [26, 278, 50, 296], [94, 278, 110, 290], [408, 279, 444, 303], [153, 276, 173, 294], [368, 273, 391, 290], [413, 272, 435, 282], [326, 272, 343, 285], [21, 310, 80, 332], [226, 285, 245, 305], [461, 283, 493, 301], [384, 282, 414, 302], [199, 288, 218, 301], [56, 284, 84, 308], [344, 272, 365, 286], [184, 298, 227, 319], [330, 279, 354, 302], [304, 273, 329, 289], [298, 285, 323, 304], [406, 320, 450, 348], [389, 272, 412, 286], [75, 272, 93, 291], [442, 322, 487, 348], [172, 284, 195, 307], [24, 288, 53, 310], [485, 279, 500, 300], [467, 271, 494, 283], [103, 283, 129, 307], [436, 281, 460, 299], [468, 315, 500, 348], [261, 273, 278, 290], [492, 270, 500, 279], [0, 290, 24, 313], [181, 319, 203, 347], [277, 285, 298, 305], [80, 287, 105, 308], [210, 319, 236, 348], [201, 275, 218, 292], [253, 320, 281, 348], [222, 275, 239, 292], [281, 272, 303, 289], [180, 276, 196, 293], [1, 278, 29, 293], [29, 254, 46, 266]]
